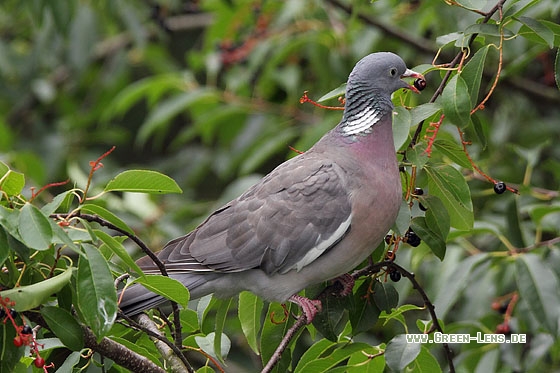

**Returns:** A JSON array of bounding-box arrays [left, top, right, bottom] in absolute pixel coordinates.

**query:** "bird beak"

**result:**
[[401, 69, 425, 94]]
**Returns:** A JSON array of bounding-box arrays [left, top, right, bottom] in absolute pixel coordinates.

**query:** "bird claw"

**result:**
[[288, 295, 322, 324]]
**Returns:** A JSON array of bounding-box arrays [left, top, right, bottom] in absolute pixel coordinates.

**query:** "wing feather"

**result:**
[[141, 154, 353, 275]]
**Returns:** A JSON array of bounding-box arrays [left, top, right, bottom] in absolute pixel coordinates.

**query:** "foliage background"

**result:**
[[0, 0, 559, 372]]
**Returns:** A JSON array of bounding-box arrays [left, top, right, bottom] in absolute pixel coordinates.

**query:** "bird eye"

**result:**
[[389, 68, 398, 77]]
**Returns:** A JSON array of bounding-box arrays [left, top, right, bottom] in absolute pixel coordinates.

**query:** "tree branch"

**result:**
[[326, 0, 438, 54]]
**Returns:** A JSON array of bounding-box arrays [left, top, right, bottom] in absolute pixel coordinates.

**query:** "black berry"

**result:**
[[0, 308, 5, 318], [494, 181, 506, 194], [389, 271, 401, 282], [419, 203, 428, 211], [405, 229, 421, 247], [414, 187, 424, 195], [9, 308, 17, 319], [385, 234, 393, 245], [21, 325, 32, 335], [414, 78, 427, 91]]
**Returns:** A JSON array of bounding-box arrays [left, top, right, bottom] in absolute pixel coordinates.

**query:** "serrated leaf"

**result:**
[[515, 254, 560, 335], [238, 291, 264, 354], [462, 45, 490, 105], [41, 306, 84, 351], [0, 267, 74, 312], [516, 16, 555, 48], [104, 170, 182, 194], [133, 275, 189, 307], [385, 334, 421, 371], [425, 164, 473, 230], [441, 74, 472, 128], [18, 203, 53, 251], [77, 244, 118, 339]]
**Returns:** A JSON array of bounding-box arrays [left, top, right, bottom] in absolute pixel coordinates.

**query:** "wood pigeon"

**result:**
[[119, 52, 424, 321]]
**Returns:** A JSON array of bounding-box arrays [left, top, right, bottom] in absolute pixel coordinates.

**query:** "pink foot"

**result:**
[[288, 295, 322, 324], [333, 273, 355, 296]]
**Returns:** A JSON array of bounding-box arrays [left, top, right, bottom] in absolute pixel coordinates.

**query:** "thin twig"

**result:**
[[261, 315, 307, 373]]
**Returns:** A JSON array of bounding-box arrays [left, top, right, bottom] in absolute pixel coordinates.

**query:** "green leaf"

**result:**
[[0, 163, 25, 196], [432, 138, 473, 169], [410, 216, 447, 260], [441, 74, 472, 128], [317, 83, 346, 102], [194, 332, 231, 362], [180, 309, 200, 334], [464, 23, 513, 38], [515, 254, 560, 335], [373, 281, 399, 313], [132, 275, 190, 308], [238, 291, 264, 354], [410, 103, 442, 125], [462, 45, 490, 105], [294, 341, 373, 372], [213, 298, 233, 363], [425, 164, 473, 230], [423, 195, 450, 239], [434, 254, 488, 319], [349, 280, 381, 335], [411, 345, 442, 373], [0, 228, 9, 267], [345, 345, 386, 372], [41, 306, 84, 351], [80, 204, 134, 234], [516, 16, 555, 48], [93, 230, 143, 275], [104, 170, 182, 194], [392, 106, 412, 151], [311, 292, 347, 342], [18, 203, 53, 251], [137, 89, 218, 145], [77, 244, 118, 340], [385, 334, 421, 371], [0, 267, 74, 312], [261, 303, 296, 372]]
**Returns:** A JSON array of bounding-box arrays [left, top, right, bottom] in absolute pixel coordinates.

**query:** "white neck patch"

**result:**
[[341, 107, 382, 136]]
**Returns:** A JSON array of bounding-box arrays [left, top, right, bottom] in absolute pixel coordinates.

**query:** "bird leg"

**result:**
[[288, 295, 322, 324], [332, 273, 355, 297]]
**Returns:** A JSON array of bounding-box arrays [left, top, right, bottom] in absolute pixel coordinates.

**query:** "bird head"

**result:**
[[347, 52, 425, 97]]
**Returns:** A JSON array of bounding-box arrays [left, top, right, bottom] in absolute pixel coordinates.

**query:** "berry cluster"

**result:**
[[1, 297, 49, 370]]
